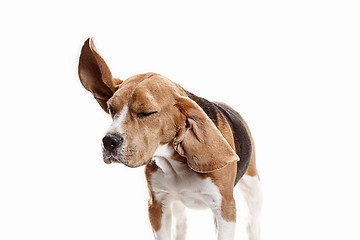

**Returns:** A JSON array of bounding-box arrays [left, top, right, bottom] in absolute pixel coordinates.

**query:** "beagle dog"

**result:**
[[78, 38, 261, 240]]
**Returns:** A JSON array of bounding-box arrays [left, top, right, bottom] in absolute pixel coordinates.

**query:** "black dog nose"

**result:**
[[102, 134, 123, 151]]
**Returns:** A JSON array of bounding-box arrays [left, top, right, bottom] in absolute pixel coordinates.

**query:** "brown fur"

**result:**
[[145, 161, 163, 231], [242, 119, 258, 177]]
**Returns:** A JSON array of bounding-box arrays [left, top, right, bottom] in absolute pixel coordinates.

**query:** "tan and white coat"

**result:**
[[78, 38, 261, 240]]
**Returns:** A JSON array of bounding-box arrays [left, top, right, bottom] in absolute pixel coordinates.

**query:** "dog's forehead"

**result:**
[[108, 85, 133, 110], [109, 73, 180, 110]]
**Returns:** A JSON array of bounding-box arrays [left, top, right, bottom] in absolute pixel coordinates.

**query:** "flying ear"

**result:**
[[173, 96, 239, 173], [78, 38, 122, 112]]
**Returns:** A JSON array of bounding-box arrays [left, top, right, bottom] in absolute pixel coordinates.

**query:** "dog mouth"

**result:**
[[103, 156, 119, 164], [102, 148, 138, 166]]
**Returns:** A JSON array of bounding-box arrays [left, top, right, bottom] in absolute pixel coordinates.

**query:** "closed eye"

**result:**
[[137, 111, 158, 118], [108, 106, 116, 117]]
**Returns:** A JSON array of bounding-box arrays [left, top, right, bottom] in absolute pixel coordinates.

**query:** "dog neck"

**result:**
[[152, 144, 188, 174]]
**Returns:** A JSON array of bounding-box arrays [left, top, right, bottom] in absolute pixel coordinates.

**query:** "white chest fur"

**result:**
[[151, 144, 222, 210]]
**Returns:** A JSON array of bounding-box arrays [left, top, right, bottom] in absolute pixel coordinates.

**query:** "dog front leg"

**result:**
[[211, 197, 236, 240], [148, 197, 172, 240], [172, 201, 187, 240]]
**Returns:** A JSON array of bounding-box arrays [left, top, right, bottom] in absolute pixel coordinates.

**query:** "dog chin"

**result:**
[[103, 154, 127, 165], [103, 155, 150, 168], [103, 157, 117, 164]]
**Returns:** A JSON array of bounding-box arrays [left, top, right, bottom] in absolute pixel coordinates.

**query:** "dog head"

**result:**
[[78, 38, 238, 172]]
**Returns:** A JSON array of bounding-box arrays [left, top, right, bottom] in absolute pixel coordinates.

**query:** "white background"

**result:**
[[1, 0, 359, 239]]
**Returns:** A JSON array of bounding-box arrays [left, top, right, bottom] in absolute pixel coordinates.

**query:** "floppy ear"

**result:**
[[78, 37, 122, 112], [173, 96, 239, 173]]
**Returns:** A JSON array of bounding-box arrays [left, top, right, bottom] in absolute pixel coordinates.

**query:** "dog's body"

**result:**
[[78, 38, 261, 240]]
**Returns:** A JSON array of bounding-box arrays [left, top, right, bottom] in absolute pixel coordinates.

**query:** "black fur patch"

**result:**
[[185, 91, 252, 186]]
